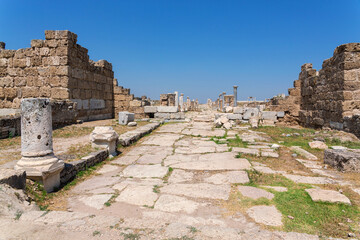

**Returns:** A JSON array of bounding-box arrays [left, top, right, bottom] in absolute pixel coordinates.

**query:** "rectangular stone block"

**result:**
[[144, 106, 157, 113], [261, 111, 277, 121], [226, 114, 243, 120], [277, 111, 285, 118], [119, 111, 135, 125], [243, 108, 259, 120], [157, 106, 178, 113], [90, 99, 105, 110], [233, 107, 244, 114]]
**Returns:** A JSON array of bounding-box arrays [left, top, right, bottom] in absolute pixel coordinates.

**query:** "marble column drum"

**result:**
[[15, 98, 64, 192]]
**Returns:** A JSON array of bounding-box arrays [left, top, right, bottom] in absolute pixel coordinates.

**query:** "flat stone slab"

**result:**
[[238, 186, 274, 200], [182, 129, 225, 137], [111, 155, 139, 165], [247, 205, 282, 226], [123, 164, 168, 178], [168, 169, 194, 183], [262, 186, 288, 192], [72, 176, 120, 193], [232, 147, 260, 156], [116, 185, 158, 206], [78, 194, 113, 210], [154, 194, 200, 214], [161, 183, 231, 200], [157, 123, 186, 133], [291, 146, 318, 160], [96, 165, 120, 174], [305, 189, 351, 205], [204, 171, 249, 184], [260, 151, 279, 158], [175, 146, 216, 154], [142, 134, 181, 146], [282, 174, 336, 184], [126, 145, 173, 156], [136, 153, 168, 164], [168, 152, 251, 171], [295, 159, 322, 169], [253, 166, 278, 174]]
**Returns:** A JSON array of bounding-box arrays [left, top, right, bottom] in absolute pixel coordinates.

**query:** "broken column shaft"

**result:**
[[233, 85, 238, 107], [15, 98, 64, 192]]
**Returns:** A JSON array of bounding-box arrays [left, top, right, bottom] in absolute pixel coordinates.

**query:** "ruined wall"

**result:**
[[224, 95, 234, 107], [113, 82, 149, 119], [160, 94, 175, 106], [299, 43, 360, 130], [0, 30, 114, 121]]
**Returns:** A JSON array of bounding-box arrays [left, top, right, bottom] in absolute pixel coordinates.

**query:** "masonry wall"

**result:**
[[0, 30, 114, 121]]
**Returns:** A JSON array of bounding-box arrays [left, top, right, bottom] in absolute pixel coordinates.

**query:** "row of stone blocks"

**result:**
[[118, 122, 161, 146], [216, 108, 284, 121]]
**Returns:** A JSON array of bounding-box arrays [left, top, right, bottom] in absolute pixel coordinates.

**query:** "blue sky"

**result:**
[[1, 0, 360, 103]]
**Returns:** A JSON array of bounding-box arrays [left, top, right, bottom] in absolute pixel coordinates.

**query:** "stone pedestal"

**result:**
[[15, 98, 64, 192], [90, 126, 119, 157]]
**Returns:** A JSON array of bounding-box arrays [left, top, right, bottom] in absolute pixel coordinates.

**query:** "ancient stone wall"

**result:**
[[113, 82, 149, 119], [0, 30, 114, 121], [160, 94, 175, 106]]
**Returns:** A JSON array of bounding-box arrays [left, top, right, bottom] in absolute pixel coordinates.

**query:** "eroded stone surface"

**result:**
[[78, 194, 113, 210], [238, 186, 274, 200], [168, 169, 194, 183], [246, 205, 283, 226], [154, 194, 200, 214], [161, 183, 231, 200], [116, 185, 158, 206], [123, 164, 169, 178], [204, 171, 249, 184], [305, 188, 351, 204]]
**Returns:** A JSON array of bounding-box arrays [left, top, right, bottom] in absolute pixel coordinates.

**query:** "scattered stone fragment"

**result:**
[[260, 151, 279, 158], [290, 146, 318, 160], [305, 188, 351, 205], [308, 141, 328, 149], [237, 186, 274, 200], [127, 121, 137, 127], [246, 205, 283, 226]]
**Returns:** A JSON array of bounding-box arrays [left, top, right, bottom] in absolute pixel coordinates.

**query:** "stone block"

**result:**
[[82, 100, 89, 109], [243, 108, 259, 120], [90, 99, 105, 110], [324, 149, 360, 172], [226, 114, 243, 120], [233, 107, 244, 114], [277, 111, 285, 118], [119, 111, 135, 125], [90, 126, 119, 157], [0, 169, 26, 189], [261, 111, 277, 121], [157, 106, 178, 113], [129, 100, 142, 107], [144, 106, 157, 113]]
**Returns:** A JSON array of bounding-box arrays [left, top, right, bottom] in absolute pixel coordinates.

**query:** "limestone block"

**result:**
[[309, 141, 328, 149], [226, 114, 243, 120], [249, 118, 259, 128], [118, 111, 135, 125], [243, 108, 259, 120], [233, 107, 244, 114], [277, 111, 285, 118], [129, 100, 142, 107], [82, 100, 89, 110], [261, 111, 277, 121], [144, 106, 157, 113], [90, 126, 119, 157], [305, 188, 351, 205], [90, 99, 105, 110], [157, 106, 178, 113]]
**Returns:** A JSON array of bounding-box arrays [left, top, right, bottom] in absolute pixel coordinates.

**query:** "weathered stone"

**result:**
[[324, 149, 360, 172], [78, 194, 112, 210], [262, 186, 288, 192], [246, 205, 283, 226], [118, 111, 135, 125], [154, 194, 200, 214], [0, 169, 26, 189], [309, 141, 328, 149], [204, 171, 249, 184], [144, 106, 157, 113], [161, 183, 231, 200], [90, 126, 118, 157], [261, 111, 277, 121], [305, 188, 351, 204], [243, 108, 259, 120], [157, 106, 178, 113], [127, 121, 137, 127], [290, 146, 318, 160], [122, 164, 168, 178], [15, 98, 64, 192], [238, 186, 274, 200], [116, 185, 158, 206]]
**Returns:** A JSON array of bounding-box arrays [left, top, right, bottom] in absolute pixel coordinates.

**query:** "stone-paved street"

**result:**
[[0, 111, 355, 239]]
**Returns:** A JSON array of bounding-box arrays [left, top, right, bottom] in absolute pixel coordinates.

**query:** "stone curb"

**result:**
[[118, 122, 162, 147]]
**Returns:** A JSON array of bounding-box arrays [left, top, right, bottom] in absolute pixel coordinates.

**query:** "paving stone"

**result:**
[[309, 141, 328, 149], [232, 147, 260, 156], [246, 205, 283, 226], [157, 123, 186, 133], [238, 186, 274, 200], [295, 159, 322, 169], [182, 129, 225, 137], [111, 155, 139, 165], [168, 169, 194, 183], [116, 185, 158, 206], [161, 183, 231, 200], [136, 153, 167, 164], [253, 166, 278, 174], [248, 145, 270, 149], [175, 146, 216, 154], [78, 194, 113, 210], [154, 194, 200, 214], [126, 145, 173, 156], [305, 188, 351, 204], [88, 187, 115, 194], [290, 146, 318, 160], [123, 164, 168, 178], [262, 186, 288, 192], [204, 171, 249, 184], [96, 165, 120, 174], [142, 134, 181, 146], [260, 151, 279, 158], [168, 152, 251, 171], [164, 222, 190, 238], [282, 174, 336, 184], [72, 176, 120, 193]]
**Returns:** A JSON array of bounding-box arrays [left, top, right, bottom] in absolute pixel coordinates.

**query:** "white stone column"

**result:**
[[179, 93, 184, 112], [233, 85, 238, 107], [174, 91, 179, 110], [186, 97, 190, 111], [15, 98, 64, 192]]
